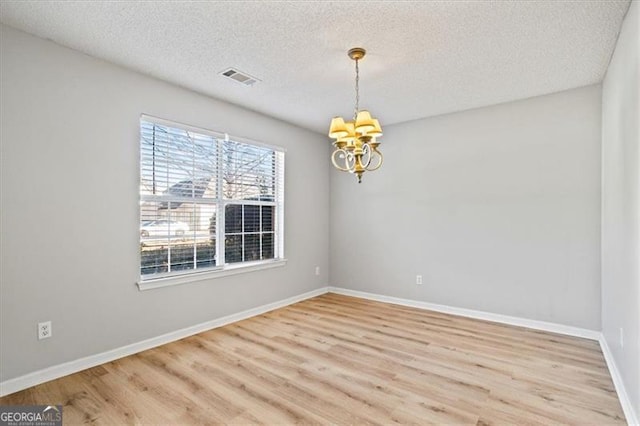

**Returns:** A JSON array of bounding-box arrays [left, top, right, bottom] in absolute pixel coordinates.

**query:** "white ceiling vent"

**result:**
[[220, 68, 260, 86]]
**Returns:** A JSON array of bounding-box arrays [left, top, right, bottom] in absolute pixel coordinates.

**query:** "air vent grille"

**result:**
[[220, 68, 260, 86]]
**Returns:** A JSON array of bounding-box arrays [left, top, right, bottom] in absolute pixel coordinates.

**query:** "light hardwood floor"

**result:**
[[1, 293, 626, 425]]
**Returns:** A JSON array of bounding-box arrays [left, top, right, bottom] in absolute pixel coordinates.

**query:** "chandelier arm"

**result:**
[[345, 151, 356, 171], [348, 152, 358, 174], [366, 148, 384, 171], [331, 148, 352, 172], [361, 143, 372, 169]]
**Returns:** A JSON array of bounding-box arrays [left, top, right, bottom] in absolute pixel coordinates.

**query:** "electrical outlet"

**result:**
[[315, 266, 320, 276], [620, 328, 624, 348], [38, 321, 52, 340], [416, 275, 423, 285]]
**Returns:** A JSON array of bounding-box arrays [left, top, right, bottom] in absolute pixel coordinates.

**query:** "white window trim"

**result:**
[[137, 258, 288, 291], [138, 115, 286, 290]]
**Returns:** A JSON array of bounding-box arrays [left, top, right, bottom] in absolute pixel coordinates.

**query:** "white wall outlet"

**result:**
[[416, 275, 423, 285], [315, 266, 320, 276], [620, 327, 624, 348], [38, 321, 52, 340]]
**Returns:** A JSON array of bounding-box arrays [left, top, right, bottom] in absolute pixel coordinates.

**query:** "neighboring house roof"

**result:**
[[160, 177, 214, 209], [158, 177, 275, 209]]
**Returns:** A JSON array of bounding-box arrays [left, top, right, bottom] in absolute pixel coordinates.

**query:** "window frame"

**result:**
[[137, 115, 286, 290]]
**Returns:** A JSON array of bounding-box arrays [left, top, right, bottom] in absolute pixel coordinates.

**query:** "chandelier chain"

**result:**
[[354, 59, 360, 120]]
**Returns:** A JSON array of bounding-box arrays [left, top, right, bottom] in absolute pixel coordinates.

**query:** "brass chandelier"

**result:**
[[328, 47, 383, 183]]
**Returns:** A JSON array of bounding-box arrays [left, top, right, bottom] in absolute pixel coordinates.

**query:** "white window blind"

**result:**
[[139, 116, 284, 280]]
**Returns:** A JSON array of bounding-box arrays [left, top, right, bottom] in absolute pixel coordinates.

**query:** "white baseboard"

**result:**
[[328, 286, 601, 340], [599, 336, 639, 426], [0, 286, 329, 397]]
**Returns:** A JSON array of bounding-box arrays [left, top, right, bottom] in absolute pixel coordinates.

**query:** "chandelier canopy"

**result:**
[[328, 47, 383, 183]]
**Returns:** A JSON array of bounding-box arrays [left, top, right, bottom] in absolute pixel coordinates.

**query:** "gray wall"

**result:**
[[602, 0, 640, 417], [330, 85, 602, 330], [0, 25, 330, 381]]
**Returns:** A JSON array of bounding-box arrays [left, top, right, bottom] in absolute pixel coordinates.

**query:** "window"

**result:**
[[139, 116, 284, 282]]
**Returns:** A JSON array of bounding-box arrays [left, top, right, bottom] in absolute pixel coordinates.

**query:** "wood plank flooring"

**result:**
[[0, 293, 626, 425]]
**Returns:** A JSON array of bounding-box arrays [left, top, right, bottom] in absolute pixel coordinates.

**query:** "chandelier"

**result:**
[[328, 47, 383, 183]]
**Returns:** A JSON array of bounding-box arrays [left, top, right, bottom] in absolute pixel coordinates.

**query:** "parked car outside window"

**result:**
[[140, 220, 189, 237]]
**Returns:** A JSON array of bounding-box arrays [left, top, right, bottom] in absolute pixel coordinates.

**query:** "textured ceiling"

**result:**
[[0, 1, 631, 134]]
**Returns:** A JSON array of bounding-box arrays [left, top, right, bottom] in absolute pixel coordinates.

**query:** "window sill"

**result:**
[[137, 259, 288, 291]]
